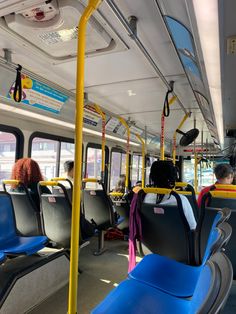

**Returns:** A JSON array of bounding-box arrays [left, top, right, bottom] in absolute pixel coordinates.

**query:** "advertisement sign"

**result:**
[[8, 74, 68, 114]]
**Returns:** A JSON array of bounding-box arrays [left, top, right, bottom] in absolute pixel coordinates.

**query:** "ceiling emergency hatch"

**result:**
[[1, 0, 114, 58]]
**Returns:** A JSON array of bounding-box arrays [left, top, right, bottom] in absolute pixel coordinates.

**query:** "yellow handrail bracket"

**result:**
[[2, 179, 20, 185]]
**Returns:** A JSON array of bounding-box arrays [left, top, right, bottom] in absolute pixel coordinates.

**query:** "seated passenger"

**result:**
[[197, 163, 234, 207], [64, 160, 74, 183], [144, 160, 196, 230], [113, 174, 126, 193], [11, 158, 50, 210]]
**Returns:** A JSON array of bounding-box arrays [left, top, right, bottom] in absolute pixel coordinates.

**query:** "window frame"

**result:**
[[109, 147, 131, 191], [85, 142, 109, 190], [28, 132, 74, 177], [0, 124, 24, 160]]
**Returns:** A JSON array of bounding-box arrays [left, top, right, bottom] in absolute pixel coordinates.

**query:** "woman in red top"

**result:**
[[197, 163, 234, 207]]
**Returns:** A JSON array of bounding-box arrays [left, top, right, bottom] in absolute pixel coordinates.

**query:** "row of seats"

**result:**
[[2, 179, 123, 255], [92, 212, 233, 313]]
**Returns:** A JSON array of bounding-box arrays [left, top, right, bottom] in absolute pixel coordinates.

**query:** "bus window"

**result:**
[[86, 146, 102, 189], [145, 156, 157, 185], [0, 131, 17, 188], [31, 137, 59, 180], [110, 150, 126, 191], [59, 142, 75, 176]]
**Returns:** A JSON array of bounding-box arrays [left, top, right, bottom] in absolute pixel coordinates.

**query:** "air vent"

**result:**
[[2, 0, 114, 58]]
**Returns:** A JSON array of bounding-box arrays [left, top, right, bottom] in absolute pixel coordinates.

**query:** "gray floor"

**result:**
[[28, 238, 236, 314]]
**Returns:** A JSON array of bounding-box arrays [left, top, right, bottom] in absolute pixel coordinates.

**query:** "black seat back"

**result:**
[[51, 178, 73, 203], [140, 191, 194, 264], [198, 192, 235, 272], [3, 182, 41, 236], [82, 186, 114, 230], [39, 183, 71, 248]]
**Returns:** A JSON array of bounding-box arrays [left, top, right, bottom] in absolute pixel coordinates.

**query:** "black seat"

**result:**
[[3, 180, 42, 236], [199, 191, 236, 276], [51, 177, 73, 203], [175, 183, 199, 220], [82, 179, 122, 255], [39, 183, 72, 248], [139, 191, 195, 264]]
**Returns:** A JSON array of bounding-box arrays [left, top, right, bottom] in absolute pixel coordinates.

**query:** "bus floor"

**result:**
[[27, 237, 235, 314]]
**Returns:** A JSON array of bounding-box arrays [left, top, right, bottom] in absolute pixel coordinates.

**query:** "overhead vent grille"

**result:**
[[1, 0, 124, 60]]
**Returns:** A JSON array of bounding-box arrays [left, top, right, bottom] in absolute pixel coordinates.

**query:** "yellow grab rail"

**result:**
[[39, 181, 59, 186], [119, 117, 130, 192], [109, 192, 124, 197], [175, 182, 189, 188], [93, 103, 106, 182], [210, 190, 236, 199], [176, 191, 192, 195], [51, 177, 68, 182], [214, 184, 236, 190], [160, 96, 176, 160], [82, 178, 99, 183], [2, 179, 20, 185], [68, 1, 102, 313], [135, 134, 145, 188], [143, 187, 172, 194], [172, 113, 189, 165]]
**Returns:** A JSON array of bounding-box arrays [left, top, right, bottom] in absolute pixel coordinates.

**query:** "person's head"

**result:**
[[114, 174, 126, 192], [150, 160, 177, 189], [11, 158, 43, 186], [135, 180, 142, 187], [64, 160, 74, 179], [214, 163, 234, 184]]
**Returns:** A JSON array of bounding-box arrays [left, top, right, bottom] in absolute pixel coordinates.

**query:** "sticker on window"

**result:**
[[90, 191, 96, 196], [154, 207, 164, 214]]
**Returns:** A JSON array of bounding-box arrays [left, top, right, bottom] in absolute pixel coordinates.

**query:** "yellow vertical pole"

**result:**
[[93, 104, 106, 183], [160, 96, 177, 160], [119, 117, 130, 192], [172, 113, 189, 165], [136, 134, 145, 188], [68, 1, 102, 314]]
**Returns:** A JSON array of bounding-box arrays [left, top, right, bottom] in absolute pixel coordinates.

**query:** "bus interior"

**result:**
[[0, 0, 235, 313]]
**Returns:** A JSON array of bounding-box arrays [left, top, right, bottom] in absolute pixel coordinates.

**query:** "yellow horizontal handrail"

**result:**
[[210, 191, 236, 199], [214, 184, 236, 191], [175, 182, 189, 188], [143, 187, 172, 194], [109, 192, 124, 197], [2, 179, 20, 185], [176, 191, 192, 195], [39, 181, 59, 186], [82, 178, 99, 183], [52, 177, 68, 182]]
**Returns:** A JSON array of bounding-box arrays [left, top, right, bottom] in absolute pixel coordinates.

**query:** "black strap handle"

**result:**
[[163, 81, 174, 117], [13, 64, 22, 103]]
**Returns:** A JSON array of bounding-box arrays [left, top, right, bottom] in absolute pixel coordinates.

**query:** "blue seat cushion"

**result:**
[[129, 254, 201, 297], [0, 236, 48, 255], [92, 262, 212, 314], [0, 252, 5, 263]]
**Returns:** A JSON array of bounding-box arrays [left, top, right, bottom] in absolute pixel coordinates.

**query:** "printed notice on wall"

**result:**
[[105, 117, 120, 133], [8, 74, 69, 114], [83, 104, 101, 126]]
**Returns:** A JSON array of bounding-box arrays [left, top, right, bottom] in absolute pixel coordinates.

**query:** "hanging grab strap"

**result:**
[[163, 81, 174, 117], [13, 64, 22, 103]]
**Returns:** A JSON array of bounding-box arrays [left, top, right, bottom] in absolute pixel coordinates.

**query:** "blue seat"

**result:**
[[0, 252, 5, 263], [0, 192, 47, 255], [92, 261, 214, 314], [128, 212, 224, 298]]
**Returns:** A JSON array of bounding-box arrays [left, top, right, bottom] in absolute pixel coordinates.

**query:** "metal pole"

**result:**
[[68, 1, 102, 313]]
